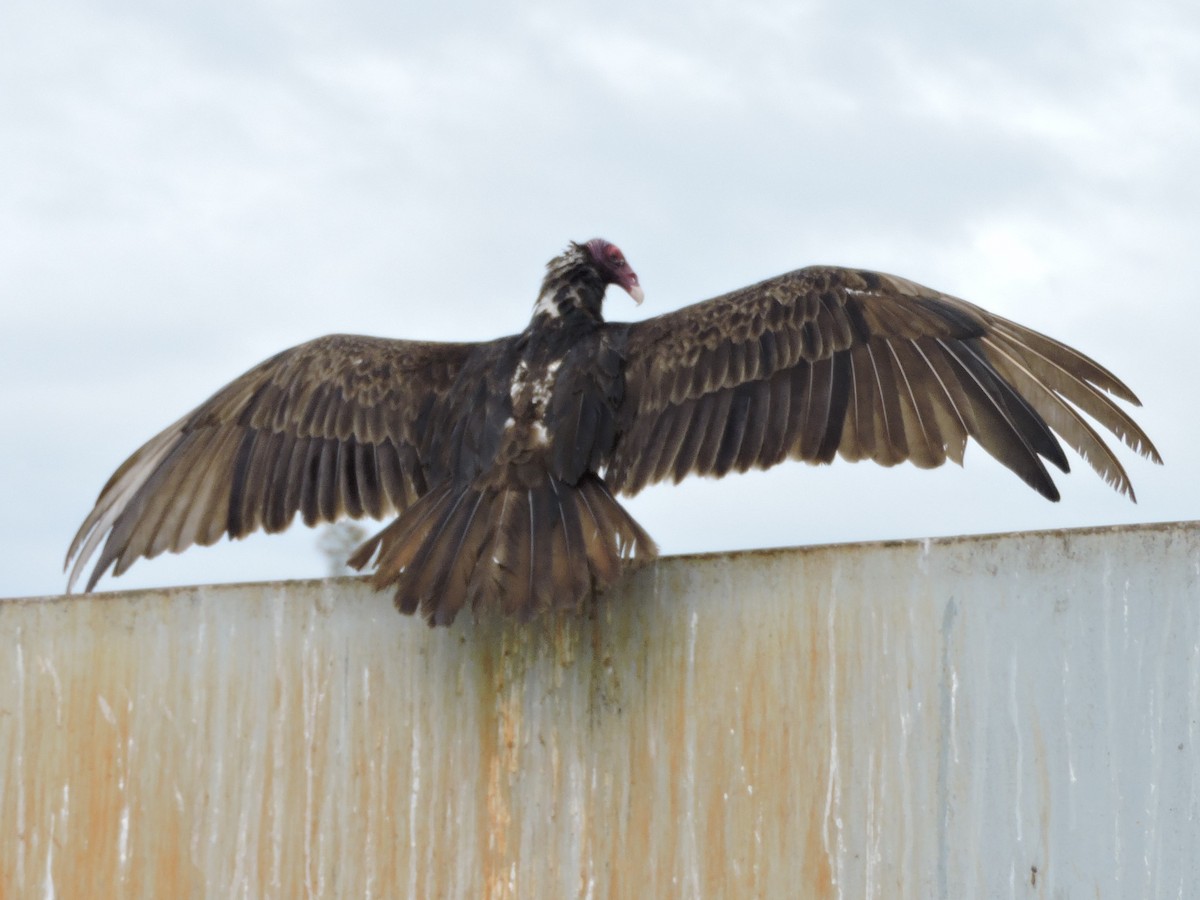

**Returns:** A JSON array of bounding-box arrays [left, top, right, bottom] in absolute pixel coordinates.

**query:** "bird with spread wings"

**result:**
[[67, 239, 1161, 625]]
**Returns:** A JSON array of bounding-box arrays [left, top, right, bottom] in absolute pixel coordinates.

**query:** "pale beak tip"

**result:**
[[628, 284, 645, 305]]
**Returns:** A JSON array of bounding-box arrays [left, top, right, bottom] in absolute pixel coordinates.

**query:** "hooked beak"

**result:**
[[618, 271, 644, 305]]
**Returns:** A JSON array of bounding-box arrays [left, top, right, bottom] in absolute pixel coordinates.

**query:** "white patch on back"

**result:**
[[507, 358, 563, 449], [533, 290, 561, 319], [510, 361, 529, 402], [530, 359, 561, 408]]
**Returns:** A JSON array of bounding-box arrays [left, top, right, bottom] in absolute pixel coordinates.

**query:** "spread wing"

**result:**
[[66, 334, 476, 591], [607, 267, 1161, 500]]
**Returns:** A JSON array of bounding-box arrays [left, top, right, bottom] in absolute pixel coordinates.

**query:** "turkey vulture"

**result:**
[[67, 239, 1161, 625]]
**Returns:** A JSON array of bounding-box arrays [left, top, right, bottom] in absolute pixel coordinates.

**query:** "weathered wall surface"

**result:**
[[2, 521, 1198, 898]]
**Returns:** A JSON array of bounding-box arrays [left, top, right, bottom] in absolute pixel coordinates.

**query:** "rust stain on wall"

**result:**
[[2, 521, 1199, 897]]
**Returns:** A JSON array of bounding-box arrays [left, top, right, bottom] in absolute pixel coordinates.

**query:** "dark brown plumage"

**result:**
[[67, 239, 1161, 624]]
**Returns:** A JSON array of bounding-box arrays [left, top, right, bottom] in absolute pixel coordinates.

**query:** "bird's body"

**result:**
[[349, 273, 653, 625], [68, 239, 1161, 624]]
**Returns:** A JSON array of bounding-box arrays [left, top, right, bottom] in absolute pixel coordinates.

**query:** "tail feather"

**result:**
[[531, 481, 570, 614], [496, 489, 535, 618], [347, 482, 455, 615], [576, 478, 630, 584], [547, 479, 591, 610], [466, 488, 517, 615], [349, 473, 657, 625], [406, 487, 489, 624]]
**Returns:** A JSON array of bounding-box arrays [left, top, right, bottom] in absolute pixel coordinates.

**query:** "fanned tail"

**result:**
[[347, 474, 657, 626]]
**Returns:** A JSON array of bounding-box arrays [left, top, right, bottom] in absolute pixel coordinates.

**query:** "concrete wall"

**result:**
[[2, 521, 1198, 898]]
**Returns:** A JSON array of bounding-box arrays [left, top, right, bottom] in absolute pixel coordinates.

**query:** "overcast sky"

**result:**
[[2, 0, 1197, 599]]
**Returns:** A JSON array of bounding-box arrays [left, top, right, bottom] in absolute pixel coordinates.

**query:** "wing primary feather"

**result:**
[[193, 427, 243, 548], [882, 341, 941, 468], [104, 441, 209, 578], [991, 320, 1140, 404], [932, 339, 1058, 498], [168, 427, 247, 551], [907, 340, 970, 464], [983, 333, 1161, 463], [984, 340, 1139, 498], [173, 427, 249, 553], [66, 428, 180, 587], [951, 340, 1068, 471], [111, 440, 205, 572], [96, 426, 232, 587]]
